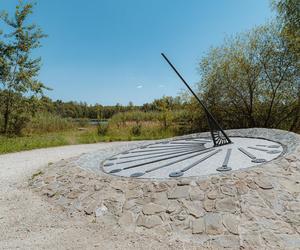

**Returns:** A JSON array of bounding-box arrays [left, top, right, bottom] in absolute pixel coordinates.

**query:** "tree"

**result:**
[[0, 0, 47, 134], [274, 0, 300, 54], [273, 0, 300, 131], [197, 23, 298, 130]]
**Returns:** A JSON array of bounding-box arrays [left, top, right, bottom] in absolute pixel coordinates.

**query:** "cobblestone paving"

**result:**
[[29, 129, 300, 249]]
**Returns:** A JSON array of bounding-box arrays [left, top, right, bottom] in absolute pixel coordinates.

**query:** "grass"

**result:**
[[23, 112, 76, 134], [0, 128, 100, 154], [0, 125, 176, 154], [0, 111, 188, 154], [0, 132, 69, 154], [30, 170, 44, 181]]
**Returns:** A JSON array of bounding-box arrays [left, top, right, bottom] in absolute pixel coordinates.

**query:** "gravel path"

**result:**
[[0, 143, 126, 188], [0, 143, 189, 250], [2, 129, 298, 249]]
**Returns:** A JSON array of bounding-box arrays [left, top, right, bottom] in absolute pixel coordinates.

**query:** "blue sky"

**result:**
[[1, 0, 274, 105]]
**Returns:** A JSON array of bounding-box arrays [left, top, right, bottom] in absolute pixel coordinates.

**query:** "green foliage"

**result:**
[[27, 96, 185, 121], [76, 118, 89, 127], [0, 133, 68, 154], [274, 0, 300, 53], [106, 110, 192, 139], [196, 23, 299, 130], [110, 111, 160, 123], [0, 91, 34, 135], [0, 124, 176, 154], [23, 112, 75, 134], [0, 1, 47, 135], [273, 0, 300, 131], [7, 112, 30, 135], [131, 123, 142, 136], [0, 128, 109, 154], [0, 0, 299, 148], [97, 123, 108, 136], [30, 170, 44, 180], [160, 111, 174, 130]]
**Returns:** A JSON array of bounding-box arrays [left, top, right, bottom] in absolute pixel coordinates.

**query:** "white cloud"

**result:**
[[158, 84, 165, 88], [136, 85, 143, 89]]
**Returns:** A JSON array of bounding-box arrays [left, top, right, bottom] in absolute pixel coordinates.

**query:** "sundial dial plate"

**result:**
[[101, 136, 283, 179]]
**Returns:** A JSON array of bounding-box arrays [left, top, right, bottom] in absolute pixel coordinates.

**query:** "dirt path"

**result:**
[[0, 143, 192, 250]]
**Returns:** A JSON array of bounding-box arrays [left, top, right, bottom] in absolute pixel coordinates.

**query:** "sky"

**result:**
[[1, 0, 274, 105]]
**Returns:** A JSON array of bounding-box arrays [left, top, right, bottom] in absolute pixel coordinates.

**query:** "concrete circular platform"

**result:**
[[30, 128, 300, 248], [101, 136, 284, 179]]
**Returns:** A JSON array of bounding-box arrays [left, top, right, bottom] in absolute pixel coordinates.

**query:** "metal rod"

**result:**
[[248, 146, 268, 152], [108, 147, 209, 173], [186, 139, 212, 142], [147, 144, 202, 149], [238, 147, 266, 163], [118, 146, 202, 159], [130, 148, 215, 177], [169, 137, 211, 142], [169, 149, 222, 177], [116, 147, 202, 164], [248, 146, 281, 155], [256, 144, 280, 149], [181, 149, 222, 172], [222, 148, 232, 167], [216, 148, 232, 172], [267, 145, 281, 149], [161, 53, 211, 115], [161, 53, 231, 146], [127, 145, 201, 153], [169, 142, 206, 145], [142, 146, 203, 151], [238, 147, 256, 159]]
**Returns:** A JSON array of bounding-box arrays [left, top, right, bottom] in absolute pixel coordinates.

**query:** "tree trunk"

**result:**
[[3, 91, 12, 134], [289, 84, 300, 131], [290, 94, 300, 132]]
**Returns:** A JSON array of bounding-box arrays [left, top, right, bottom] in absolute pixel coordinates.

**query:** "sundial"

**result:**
[[101, 54, 284, 179]]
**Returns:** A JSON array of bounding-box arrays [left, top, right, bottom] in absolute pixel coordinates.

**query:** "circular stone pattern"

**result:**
[[101, 136, 284, 179], [31, 128, 300, 249]]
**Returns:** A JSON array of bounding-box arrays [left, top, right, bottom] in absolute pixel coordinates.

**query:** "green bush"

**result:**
[[106, 109, 196, 139], [76, 118, 89, 127], [24, 112, 75, 134], [131, 123, 142, 136], [97, 123, 108, 136], [7, 113, 31, 136], [110, 111, 161, 125]]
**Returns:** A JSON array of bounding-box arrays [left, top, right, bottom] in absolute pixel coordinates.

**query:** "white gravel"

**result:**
[[0, 142, 129, 190], [0, 142, 174, 250]]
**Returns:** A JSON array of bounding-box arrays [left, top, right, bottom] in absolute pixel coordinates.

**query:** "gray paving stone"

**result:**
[[192, 218, 205, 234], [204, 213, 224, 235], [168, 186, 190, 199], [142, 203, 166, 215], [222, 213, 239, 235], [216, 197, 238, 213]]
